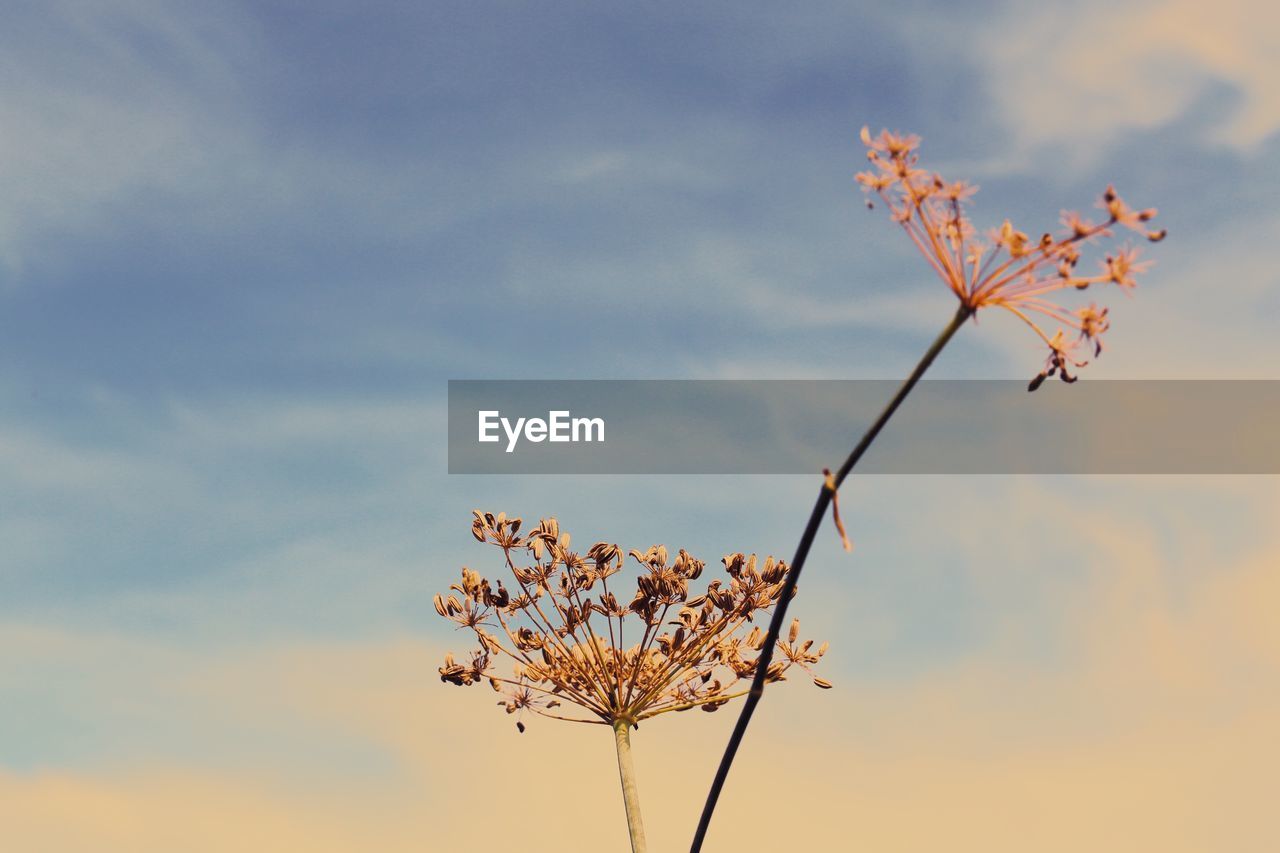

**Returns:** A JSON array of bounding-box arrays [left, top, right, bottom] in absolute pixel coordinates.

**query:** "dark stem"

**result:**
[[689, 302, 972, 852]]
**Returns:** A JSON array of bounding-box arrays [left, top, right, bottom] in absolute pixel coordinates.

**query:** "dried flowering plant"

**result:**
[[691, 131, 1164, 850], [436, 510, 829, 852], [856, 126, 1165, 389]]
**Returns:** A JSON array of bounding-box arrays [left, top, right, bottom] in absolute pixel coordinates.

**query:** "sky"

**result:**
[[1, 1, 1279, 850]]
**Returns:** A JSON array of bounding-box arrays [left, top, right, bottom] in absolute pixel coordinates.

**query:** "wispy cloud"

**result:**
[[0, 1, 259, 273], [4, 487, 1277, 849], [2, 5, 1277, 847], [976, 0, 1280, 159]]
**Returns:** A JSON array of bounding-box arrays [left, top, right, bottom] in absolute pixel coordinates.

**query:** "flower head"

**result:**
[[435, 511, 831, 731], [857, 127, 1164, 389]]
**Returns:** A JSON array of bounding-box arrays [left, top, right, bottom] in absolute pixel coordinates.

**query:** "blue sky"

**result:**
[[2, 2, 1279, 849]]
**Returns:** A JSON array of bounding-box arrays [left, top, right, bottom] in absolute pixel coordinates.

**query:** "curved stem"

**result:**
[[690, 302, 973, 852], [613, 718, 648, 853]]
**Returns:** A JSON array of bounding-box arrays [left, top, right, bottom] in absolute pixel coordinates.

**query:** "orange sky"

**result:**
[[4, 487, 1277, 850]]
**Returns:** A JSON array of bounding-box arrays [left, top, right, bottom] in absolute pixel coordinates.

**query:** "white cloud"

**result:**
[[977, 0, 1280, 157], [0, 1, 462, 278], [0, 1, 258, 273], [0, 392, 447, 614]]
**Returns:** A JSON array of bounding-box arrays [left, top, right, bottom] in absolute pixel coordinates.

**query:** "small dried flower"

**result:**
[[856, 127, 1163, 389], [435, 510, 831, 732]]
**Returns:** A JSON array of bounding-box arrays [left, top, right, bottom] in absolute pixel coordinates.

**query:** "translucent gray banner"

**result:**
[[447, 380, 1280, 474]]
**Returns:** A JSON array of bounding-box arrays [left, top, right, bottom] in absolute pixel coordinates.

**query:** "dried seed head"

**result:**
[[856, 127, 1163, 388], [433, 512, 831, 731]]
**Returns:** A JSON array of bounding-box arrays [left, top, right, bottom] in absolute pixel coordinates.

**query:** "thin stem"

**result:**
[[639, 688, 752, 720], [689, 302, 973, 852], [502, 549, 612, 711], [623, 602, 672, 709], [613, 718, 648, 853]]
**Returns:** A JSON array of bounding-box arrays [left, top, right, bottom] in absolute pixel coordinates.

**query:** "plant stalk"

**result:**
[[690, 303, 973, 852], [614, 718, 648, 853]]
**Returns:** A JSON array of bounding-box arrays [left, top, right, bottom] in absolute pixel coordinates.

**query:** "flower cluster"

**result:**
[[856, 128, 1164, 389], [436, 511, 830, 731]]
